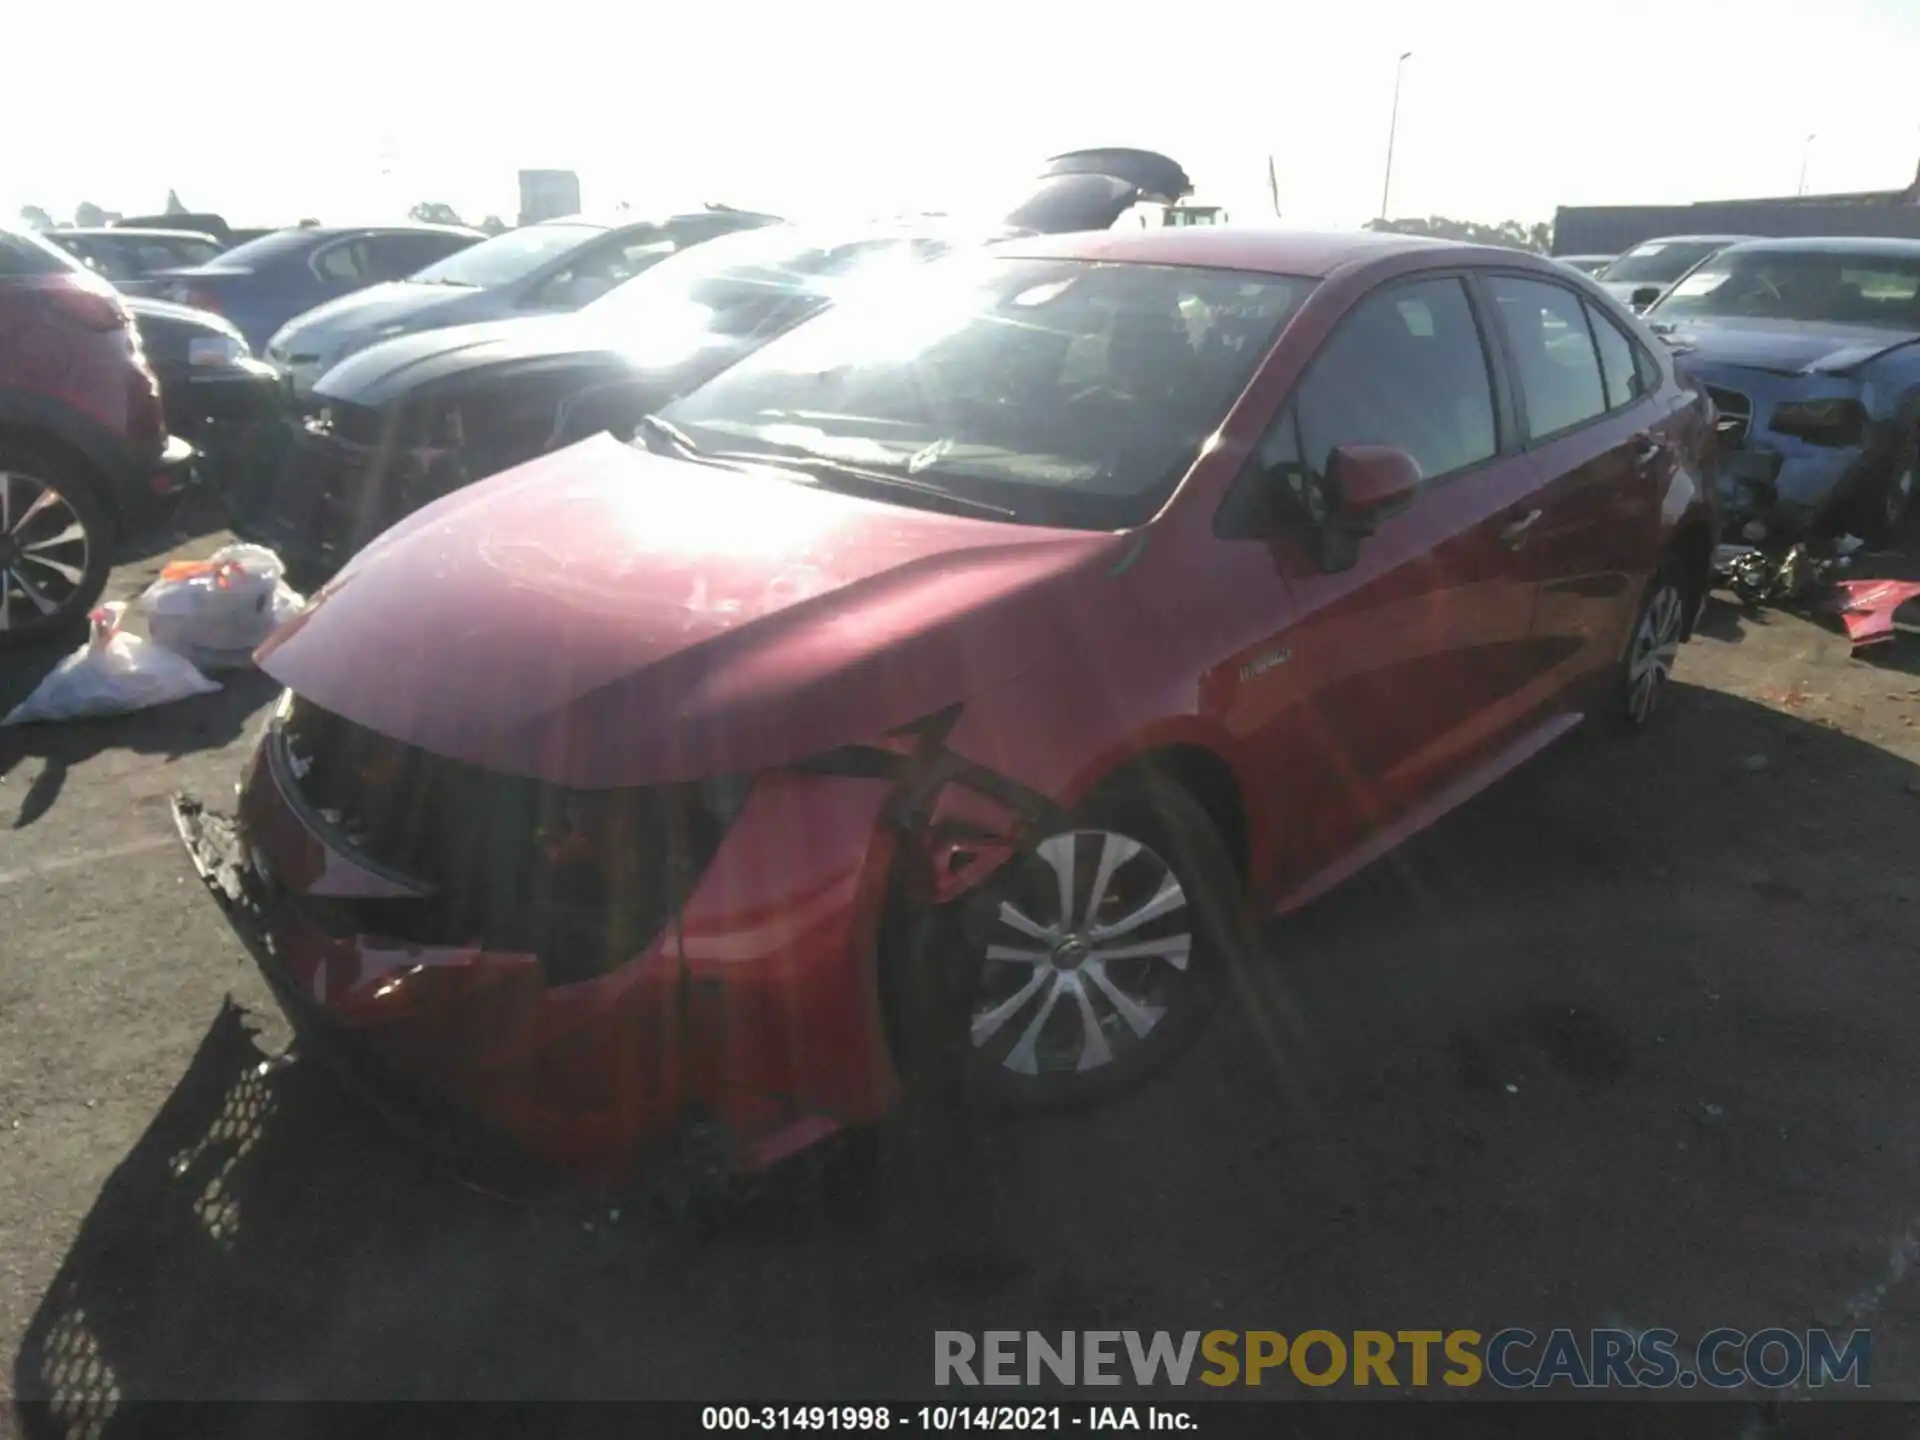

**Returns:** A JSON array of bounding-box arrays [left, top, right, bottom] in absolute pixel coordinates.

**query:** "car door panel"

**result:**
[[1482, 275, 1672, 704], [1213, 274, 1546, 889]]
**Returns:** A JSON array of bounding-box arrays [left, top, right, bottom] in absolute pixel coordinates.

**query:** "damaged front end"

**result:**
[[175, 691, 1054, 1199], [1664, 341, 1915, 546]]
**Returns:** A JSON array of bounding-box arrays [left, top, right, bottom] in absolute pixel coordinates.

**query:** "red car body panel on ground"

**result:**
[[205, 227, 1717, 1188]]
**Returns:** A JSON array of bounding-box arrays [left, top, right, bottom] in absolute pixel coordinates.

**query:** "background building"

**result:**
[[518, 170, 582, 226], [1552, 159, 1920, 256]]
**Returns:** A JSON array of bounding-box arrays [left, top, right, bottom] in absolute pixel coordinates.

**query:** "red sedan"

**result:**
[[180, 226, 1718, 1191]]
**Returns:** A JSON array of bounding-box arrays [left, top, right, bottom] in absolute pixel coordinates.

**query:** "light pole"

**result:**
[[1797, 132, 1817, 196], [1379, 50, 1413, 221]]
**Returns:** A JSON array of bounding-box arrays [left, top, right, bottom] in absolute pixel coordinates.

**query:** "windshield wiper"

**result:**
[[635, 413, 705, 459], [718, 451, 1017, 520]]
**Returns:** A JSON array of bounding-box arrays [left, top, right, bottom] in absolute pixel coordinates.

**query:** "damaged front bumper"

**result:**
[[176, 698, 1057, 1194], [1692, 368, 1904, 542]]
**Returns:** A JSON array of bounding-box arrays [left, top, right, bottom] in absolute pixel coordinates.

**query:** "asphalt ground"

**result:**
[[1, 498, 1917, 1427]]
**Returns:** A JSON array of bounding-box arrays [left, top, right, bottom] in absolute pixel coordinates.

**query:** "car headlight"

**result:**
[[188, 334, 251, 369], [1769, 397, 1865, 448]]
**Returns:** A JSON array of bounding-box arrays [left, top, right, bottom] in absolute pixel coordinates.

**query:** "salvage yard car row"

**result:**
[[2, 150, 1914, 1203]]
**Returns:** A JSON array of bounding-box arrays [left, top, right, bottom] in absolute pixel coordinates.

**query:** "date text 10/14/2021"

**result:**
[[702, 1407, 1190, 1431]]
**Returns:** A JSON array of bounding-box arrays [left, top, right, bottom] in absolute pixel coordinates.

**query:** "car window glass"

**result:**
[[314, 239, 372, 283], [1656, 252, 1920, 329], [0, 231, 82, 278], [1294, 276, 1497, 483], [1597, 241, 1723, 286], [367, 233, 459, 280], [1634, 343, 1662, 394], [1584, 301, 1646, 411], [661, 255, 1315, 530], [529, 236, 681, 306], [77, 241, 132, 278], [1487, 276, 1607, 437]]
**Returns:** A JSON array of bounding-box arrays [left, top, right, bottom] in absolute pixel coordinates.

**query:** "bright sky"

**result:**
[[5, 0, 1917, 233]]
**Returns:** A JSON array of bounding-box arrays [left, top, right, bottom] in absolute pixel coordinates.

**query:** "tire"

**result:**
[[0, 441, 114, 651], [912, 771, 1242, 1113], [1606, 561, 1687, 733], [1854, 454, 1915, 549]]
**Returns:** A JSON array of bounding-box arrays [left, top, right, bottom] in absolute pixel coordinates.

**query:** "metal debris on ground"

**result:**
[[1828, 579, 1920, 650], [1715, 537, 1917, 652], [1715, 541, 1847, 607]]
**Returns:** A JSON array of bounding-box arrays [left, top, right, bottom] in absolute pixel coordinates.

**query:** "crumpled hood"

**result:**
[[313, 313, 618, 407], [272, 283, 476, 355], [1653, 316, 1920, 377], [256, 436, 1127, 786]]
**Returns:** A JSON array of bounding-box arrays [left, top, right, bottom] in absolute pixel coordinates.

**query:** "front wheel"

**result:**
[[0, 443, 114, 651], [940, 774, 1241, 1111]]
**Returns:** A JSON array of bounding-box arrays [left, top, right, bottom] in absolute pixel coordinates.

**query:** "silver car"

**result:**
[[263, 208, 780, 399], [1593, 235, 1754, 311]]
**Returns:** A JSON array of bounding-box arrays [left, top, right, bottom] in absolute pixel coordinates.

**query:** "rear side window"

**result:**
[[1295, 276, 1498, 482], [0, 232, 78, 279], [313, 238, 373, 282], [368, 232, 470, 280], [1583, 300, 1650, 411], [1486, 276, 1607, 438]]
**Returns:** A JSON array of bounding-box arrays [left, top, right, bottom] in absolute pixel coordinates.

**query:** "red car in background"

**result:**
[[1, 225, 194, 647], [180, 226, 1717, 1194]]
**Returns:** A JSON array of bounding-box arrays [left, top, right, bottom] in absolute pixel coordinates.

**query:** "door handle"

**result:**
[[1497, 508, 1543, 548], [1631, 433, 1667, 472]]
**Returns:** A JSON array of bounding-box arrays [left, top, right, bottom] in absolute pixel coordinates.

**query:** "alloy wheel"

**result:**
[[968, 829, 1194, 1079], [1626, 581, 1684, 726], [0, 470, 93, 636]]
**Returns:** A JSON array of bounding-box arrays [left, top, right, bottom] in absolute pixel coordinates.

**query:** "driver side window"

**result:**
[[1296, 277, 1498, 482]]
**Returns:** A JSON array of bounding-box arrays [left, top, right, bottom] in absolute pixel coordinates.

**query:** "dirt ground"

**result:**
[[1, 498, 1917, 1425]]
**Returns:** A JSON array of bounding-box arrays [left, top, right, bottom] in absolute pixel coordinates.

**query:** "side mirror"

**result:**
[[1631, 286, 1661, 311], [1327, 443, 1423, 525]]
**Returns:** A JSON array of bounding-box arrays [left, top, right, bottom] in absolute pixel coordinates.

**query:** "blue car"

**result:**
[[1646, 236, 1920, 544], [263, 207, 781, 400], [145, 224, 484, 353]]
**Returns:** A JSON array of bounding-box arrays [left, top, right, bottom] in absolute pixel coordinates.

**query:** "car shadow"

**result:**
[[0, 670, 278, 829], [109, 493, 233, 568], [11, 684, 1920, 1425]]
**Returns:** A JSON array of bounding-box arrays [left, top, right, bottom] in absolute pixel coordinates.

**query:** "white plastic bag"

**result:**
[[2, 604, 223, 726], [137, 542, 307, 672]]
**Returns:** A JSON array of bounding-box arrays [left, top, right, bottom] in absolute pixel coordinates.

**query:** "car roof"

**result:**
[[990, 225, 1536, 279], [1710, 235, 1920, 260], [1622, 234, 1754, 247], [50, 227, 216, 241]]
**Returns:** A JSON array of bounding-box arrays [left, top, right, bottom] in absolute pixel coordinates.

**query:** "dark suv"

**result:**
[[0, 226, 194, 647]]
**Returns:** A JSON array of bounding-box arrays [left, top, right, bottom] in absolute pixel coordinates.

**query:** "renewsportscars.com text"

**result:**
[[934, 1328, 1870, 1390]]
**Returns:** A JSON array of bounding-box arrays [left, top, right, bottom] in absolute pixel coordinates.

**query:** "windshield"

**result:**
[[1650, 248, 1920, 329], [585, 225, 940, 337], [409, 223, 603, 287], [1597, 241, 1728, 286], [658, 254, 1314, 530]]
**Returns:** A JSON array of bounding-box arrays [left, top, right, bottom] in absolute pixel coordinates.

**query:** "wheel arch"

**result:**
[[0, 392, 132, 536], [1086, 742, 1251, 889], [1667, 514, 1714, 639]]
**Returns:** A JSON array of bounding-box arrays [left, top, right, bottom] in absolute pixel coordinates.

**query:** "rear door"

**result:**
[[1478, 274, 1672, 704], [1223, 273, 1548, 881]]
